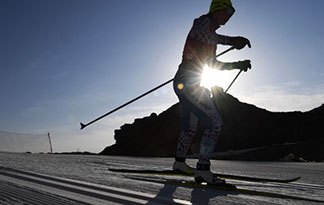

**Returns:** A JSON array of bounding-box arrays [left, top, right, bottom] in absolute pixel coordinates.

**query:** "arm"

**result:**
[[209, 59, 234, 70], [210, 59, 252, 71], [190, 16, 251, 49], [190, 16, 232, 45]]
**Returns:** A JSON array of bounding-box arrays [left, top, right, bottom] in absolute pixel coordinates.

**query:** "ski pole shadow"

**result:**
[[190, 187, 234, 204]]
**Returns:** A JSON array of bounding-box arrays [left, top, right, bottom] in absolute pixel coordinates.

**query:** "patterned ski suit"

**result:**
[[174, 14, 232, 163]]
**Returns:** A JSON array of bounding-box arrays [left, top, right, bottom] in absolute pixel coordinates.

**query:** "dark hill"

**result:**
[[100, 86, 324, 161]]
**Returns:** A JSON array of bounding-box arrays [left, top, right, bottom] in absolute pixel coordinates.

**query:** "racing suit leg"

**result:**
[[174, 78, 222, 163]]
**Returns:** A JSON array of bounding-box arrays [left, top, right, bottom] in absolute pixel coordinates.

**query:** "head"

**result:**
[[208, 0, 235, 25]]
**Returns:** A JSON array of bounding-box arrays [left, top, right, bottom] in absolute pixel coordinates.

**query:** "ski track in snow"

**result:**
[[0, 152, 323, 205]]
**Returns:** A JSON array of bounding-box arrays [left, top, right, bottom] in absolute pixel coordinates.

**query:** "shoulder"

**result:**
[[193, 14, 212, 26]]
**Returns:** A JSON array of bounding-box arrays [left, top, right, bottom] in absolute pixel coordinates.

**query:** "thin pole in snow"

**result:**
[[48, 132, 53, 154]]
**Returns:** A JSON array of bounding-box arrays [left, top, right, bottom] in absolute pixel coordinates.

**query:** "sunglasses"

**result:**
[[226, 7, 235, 16]]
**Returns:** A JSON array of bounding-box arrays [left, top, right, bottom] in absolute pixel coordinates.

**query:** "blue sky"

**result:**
[[1, 0, 323, 153]]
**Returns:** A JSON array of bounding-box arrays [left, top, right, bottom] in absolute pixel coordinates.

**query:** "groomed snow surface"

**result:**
[[0, 152, 323, 204]]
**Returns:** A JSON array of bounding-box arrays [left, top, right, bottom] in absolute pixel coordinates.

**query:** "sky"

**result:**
[[0, 0, 323, 153]]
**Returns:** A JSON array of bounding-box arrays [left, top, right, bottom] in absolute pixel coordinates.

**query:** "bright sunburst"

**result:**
[[200, 65, 234, 91]]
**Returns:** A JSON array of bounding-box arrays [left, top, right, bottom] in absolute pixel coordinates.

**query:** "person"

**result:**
[[172, 0, 252, 185]]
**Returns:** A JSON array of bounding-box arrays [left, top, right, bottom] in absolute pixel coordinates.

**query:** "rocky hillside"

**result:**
[[100, 86, 324, 161]]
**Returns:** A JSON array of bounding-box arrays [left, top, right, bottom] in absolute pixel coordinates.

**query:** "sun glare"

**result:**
[[200, 65, 234, 90]]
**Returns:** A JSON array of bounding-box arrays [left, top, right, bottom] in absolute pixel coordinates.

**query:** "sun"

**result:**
[[200, 65, 234, 91]]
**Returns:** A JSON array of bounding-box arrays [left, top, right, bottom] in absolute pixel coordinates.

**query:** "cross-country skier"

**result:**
[[173, 0, 252, 185]]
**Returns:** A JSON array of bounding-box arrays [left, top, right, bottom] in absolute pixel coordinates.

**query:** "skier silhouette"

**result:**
[[173, 0, 251, 185]]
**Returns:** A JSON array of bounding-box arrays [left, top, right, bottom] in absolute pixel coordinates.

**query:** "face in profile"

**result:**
[[214, 6, 235, 25]]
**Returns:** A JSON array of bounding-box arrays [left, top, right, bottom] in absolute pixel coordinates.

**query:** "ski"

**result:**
[[128, 176, 237, 190], [126, 176, 324, 203], [108, 168, 301, 183]]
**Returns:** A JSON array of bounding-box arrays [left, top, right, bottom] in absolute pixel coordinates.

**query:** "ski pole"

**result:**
[[80, 46, 235, 130], [80, 78, 174, 130], [224, 69, 242, 93]]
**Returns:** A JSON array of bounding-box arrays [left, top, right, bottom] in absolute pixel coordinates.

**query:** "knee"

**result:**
[[206, 115, 223, 132], [182, 127, 197, 137], [188, 128, 197, 137]]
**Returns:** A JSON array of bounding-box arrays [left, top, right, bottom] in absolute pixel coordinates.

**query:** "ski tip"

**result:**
[[80, 122, 86, 130]]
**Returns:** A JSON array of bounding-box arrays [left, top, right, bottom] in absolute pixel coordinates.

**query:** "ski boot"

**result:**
[[172, 158, 195, 174], [194, 162, 227, 185]]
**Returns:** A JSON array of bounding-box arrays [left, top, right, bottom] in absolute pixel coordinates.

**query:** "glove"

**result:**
[[230, 36, 251, 50], [232, 60, 251, 72]]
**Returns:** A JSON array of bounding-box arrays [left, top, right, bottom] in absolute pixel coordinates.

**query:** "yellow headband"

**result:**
[[209, 0, 233, 14]]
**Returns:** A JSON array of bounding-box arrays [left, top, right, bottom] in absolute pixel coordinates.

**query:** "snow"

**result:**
[[0, 152, 323, 204]]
